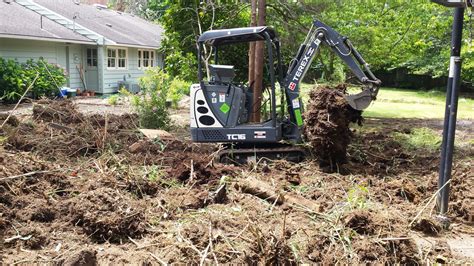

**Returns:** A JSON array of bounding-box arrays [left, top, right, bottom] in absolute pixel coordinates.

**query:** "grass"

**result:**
[[392, 127, 442, 152], [300, 84, 474, 119], [363, 87, 474, 119]]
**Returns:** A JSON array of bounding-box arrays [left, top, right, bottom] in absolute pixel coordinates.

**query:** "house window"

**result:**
[[107, 49, 116, 68], [107, 48, 127, 69], [138, 50, 155, 69], [87, 48, 97, 67]]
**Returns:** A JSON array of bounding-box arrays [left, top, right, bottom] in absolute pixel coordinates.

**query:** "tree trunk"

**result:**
[[251, 0, 266, 122], [248, 0, 257, 106]]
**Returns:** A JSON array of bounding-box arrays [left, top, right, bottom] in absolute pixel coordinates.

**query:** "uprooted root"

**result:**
[[304, 84, 363, 169]]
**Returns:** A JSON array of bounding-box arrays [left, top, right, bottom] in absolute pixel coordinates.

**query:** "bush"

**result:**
[[133, 67, 172, 129], [108, 94, 120, 106], [0, 58, 30, 103], [25, 58, 67, 99], [0, 57, 67, 103], [163, 51, 197, 82], [169, 78, 191, 108]]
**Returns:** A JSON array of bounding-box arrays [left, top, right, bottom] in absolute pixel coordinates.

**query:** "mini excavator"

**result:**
[[190, 19, 381, 163]]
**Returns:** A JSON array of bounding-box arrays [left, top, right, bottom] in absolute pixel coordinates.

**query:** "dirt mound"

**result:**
[[68, 188, 147, 243], [344, 210, 376, 235], [1, 99, 472, 264], [0, 113, 19, 127], [413, 218, 441, 236], [32, 99, 83, 123], [245, 228, 295, 265], [7, 100, 141, 157], [62, 249, 97, 266], [304, 84, 363, 169]]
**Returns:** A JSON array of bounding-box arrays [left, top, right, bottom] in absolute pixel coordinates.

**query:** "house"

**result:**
[[0, 0, 164, 94]]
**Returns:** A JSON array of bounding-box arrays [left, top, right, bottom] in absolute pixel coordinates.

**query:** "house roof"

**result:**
[[34, 0, 163, 48], [0, 1, 93, 44]]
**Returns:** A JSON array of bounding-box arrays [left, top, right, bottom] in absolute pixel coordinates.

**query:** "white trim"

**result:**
[[107, 43, 159, 50], [0, 34, 94, 45], [106, 47, 128, 70], [138, 49, 156, 69]]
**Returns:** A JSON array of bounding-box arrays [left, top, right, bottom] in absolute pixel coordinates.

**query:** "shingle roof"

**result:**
[[0, 1, 93, 43], [34, 0, 164, 48]]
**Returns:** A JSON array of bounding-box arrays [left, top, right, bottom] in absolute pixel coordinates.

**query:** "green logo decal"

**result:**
[[220, 103, 230, 114], [294, 109, 303, 126]]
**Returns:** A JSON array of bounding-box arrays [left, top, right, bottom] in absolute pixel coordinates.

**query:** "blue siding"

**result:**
[[101, 46, 164, 94], [0, 39, 164, 94], [0, 38, 84, 90]]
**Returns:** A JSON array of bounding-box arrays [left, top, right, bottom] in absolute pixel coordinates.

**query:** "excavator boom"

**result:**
[[284, 19, 381, 128]]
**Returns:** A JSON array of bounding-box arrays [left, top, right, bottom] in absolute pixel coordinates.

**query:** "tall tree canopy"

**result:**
[[113, 0, 474, 84]]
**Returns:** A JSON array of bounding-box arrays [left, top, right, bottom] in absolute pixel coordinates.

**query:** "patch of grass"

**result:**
[[392, 127, 442, 152], [347, 185, 369, 209], [300, 85, 474, 119], [363, 88, 474, 119]]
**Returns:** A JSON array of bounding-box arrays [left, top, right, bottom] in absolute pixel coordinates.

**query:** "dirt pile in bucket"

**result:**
[[303, 84, 363, 169]]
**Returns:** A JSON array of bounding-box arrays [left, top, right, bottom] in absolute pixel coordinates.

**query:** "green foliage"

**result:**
[[347, 185, 369, 209], [392, 127, 442, 152], [108, 94, 120, 106], [163, 50, 197, 82], [133, 67, 172, 129], [169, 78, 191, 108], [157, 1, 249, 81], [147, 165, 165, 183], [150, 1, 474, 84], [0, 57, 67, 103], [0, 58, 28, 102], [25, 58, 67, 98]]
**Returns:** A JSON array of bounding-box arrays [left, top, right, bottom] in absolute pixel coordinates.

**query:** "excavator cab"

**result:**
[[191, 26, 284, 143]]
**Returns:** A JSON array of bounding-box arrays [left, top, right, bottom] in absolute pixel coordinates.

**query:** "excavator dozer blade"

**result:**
[[344, 89, 374, 111]]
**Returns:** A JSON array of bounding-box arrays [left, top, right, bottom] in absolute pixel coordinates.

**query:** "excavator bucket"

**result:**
[[344, 89, 375, 111]]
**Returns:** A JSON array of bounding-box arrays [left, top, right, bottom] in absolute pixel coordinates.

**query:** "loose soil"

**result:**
[[304, 84, 363, 170], [0, 99, 472, 264]]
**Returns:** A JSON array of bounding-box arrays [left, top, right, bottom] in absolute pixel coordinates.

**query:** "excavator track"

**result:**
[[217, 144, 307, 164]]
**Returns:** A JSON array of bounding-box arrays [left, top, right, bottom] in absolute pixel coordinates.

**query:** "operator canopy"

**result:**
[[198, 26, 278, 46]]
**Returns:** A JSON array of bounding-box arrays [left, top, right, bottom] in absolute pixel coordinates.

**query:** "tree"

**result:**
[[157, 1, 250, 82], [251, 0, 266, 122]]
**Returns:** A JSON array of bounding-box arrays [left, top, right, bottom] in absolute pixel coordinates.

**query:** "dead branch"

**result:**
[[235, 177, 320, 213], [0, 170, 52, 182]]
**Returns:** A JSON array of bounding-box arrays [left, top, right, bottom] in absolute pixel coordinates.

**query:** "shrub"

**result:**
[[25, 58, 67, 99], [169, 78, 191, 108], [0, 58, 30, 103], [133, 67, 172, 129], [108, 94, 120, 106], [163, 51, 197, 82], [0, 57, 67, 103]]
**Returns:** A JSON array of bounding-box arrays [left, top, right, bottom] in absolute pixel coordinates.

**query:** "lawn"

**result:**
[[364, 87, 474, 119], [300, 84, 474, 119]]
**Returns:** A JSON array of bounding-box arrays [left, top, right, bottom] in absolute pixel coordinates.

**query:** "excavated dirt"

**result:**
[[0, 100, 473, 264], [304, 84, 363, 170]]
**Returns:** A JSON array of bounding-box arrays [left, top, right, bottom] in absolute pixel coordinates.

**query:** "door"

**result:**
[[84, 47, 99, 91]]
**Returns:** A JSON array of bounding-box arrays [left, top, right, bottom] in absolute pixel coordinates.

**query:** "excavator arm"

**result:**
[[284, 19, 381, 127]]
